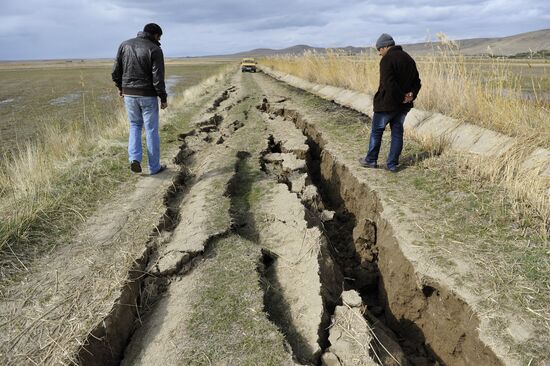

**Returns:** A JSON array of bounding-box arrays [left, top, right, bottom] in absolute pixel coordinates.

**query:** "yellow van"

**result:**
[[241, 58, 257, 72]]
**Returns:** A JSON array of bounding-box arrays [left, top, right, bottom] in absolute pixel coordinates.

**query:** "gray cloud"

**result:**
[[0, 0, 548, 59], [243, 14, 329, 31]]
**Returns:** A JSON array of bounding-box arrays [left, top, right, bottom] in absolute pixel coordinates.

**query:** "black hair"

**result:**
[[143, 23, 163, 36]]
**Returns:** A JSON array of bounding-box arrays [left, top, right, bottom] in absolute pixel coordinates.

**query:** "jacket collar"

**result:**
[[387, 45, 403, 54], [137, 31, 161, 46]]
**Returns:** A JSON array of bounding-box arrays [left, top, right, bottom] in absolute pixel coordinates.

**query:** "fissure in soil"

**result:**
[[77, 157, 193, 366], [263, 104, 445, 366]]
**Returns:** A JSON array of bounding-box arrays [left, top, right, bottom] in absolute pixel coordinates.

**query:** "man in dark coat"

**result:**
[[359, 33, 421, 172], [112, 23, 168, 175]]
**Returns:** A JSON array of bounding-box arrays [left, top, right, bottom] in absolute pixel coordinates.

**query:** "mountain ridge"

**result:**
[[220, 28, 550, 57]]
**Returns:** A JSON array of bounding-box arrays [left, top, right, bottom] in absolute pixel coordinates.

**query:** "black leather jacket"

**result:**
[[112, 32, 167, 103]]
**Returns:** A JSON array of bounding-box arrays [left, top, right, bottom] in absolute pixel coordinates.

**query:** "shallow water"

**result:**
[[165, 75, 185, 95], [48, 93, 82, 106], [0, 98, 15, 105]]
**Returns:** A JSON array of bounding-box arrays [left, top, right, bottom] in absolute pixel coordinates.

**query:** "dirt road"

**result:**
[[1, 69, 546, 365]]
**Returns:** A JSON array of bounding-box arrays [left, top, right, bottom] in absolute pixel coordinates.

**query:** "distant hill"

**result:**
[[220, 29, 550, 58], [404, 29, 550, 56], [218, 44, 366, 58], [228, 45, 325, 57]]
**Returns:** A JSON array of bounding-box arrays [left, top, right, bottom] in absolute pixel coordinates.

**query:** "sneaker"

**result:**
[[130, 160, 142, 173], [386, 165, 398, 173], [358, 158, 378, 168], [151, 165, 167, 175]]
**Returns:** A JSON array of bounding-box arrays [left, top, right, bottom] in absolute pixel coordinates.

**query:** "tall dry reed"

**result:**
[[261, 38, 549, 238], [0, 106, 128, 258], [262, 34, 550, 146]]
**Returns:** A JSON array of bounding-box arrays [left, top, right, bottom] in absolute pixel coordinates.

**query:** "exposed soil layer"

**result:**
[[259, 95, 503, 365], [259, 102, 434, 365]]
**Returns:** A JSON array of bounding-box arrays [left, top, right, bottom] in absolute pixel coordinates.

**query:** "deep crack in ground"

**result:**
[[259, 101, 446, 366], [74, 71, 505, 366]]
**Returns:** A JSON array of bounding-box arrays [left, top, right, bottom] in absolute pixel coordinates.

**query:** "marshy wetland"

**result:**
[[0, 59, 229, 155]]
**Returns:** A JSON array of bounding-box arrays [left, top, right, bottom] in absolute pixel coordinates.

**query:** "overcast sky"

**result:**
[[1, 0, 549, 60]]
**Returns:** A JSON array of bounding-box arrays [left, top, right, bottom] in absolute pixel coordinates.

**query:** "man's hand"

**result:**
[[403, 92, 413, 104], [161, 102, 168, 110]]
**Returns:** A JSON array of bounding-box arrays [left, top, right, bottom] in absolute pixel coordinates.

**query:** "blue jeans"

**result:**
[[124, 96, 161, 174], [365, 111, 408, 169]]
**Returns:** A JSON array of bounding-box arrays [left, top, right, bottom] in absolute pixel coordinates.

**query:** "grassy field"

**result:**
[[0, 59, 232, 277], [0, 59, 229, 155]]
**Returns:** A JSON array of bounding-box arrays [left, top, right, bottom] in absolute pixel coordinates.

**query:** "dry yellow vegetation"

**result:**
[[261, 38, 550, 240], [261, 35, 550, 147]]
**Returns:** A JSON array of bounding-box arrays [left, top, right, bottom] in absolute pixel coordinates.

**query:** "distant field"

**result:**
[[0, 59, 230, 155], [415, 57, 550, 98]]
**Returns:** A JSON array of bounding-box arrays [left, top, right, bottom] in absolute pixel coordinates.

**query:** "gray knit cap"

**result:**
[[376, 33, 395, 49]]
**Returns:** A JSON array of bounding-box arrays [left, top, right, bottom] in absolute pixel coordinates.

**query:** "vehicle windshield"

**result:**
[[242, 59, 255, 63]]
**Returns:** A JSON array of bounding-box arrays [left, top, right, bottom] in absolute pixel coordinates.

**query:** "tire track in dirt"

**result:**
[[117, 73, 302, 365], [116, 72, 357, 365]]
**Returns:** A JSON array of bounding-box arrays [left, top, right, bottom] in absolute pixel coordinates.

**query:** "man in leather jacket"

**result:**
[[359, 33, 421, 173], [112, 23, 168, 175]]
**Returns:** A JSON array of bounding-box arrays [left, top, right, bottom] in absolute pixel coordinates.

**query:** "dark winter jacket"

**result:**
[[112, 32, 167, 103], [373, 46, 421, 112]]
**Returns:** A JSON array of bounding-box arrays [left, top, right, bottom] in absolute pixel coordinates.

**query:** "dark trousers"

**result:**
[[365, 111, 409, 169]]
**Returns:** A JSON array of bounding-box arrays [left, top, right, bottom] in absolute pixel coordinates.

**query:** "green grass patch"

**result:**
[[181, 234, 289, 366]]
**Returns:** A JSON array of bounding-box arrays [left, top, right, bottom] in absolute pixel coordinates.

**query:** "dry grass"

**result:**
[[0, 68, 234, 365], [0, 234, 144, 366], [406, 130, 549, 241], [260, 37, 550, 239], [261, 34, 550, 147], [0, 105, 128, 258], [416, 34, 550, 143], [459, 139, 549, 239], [262, 49, 378, 96]]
